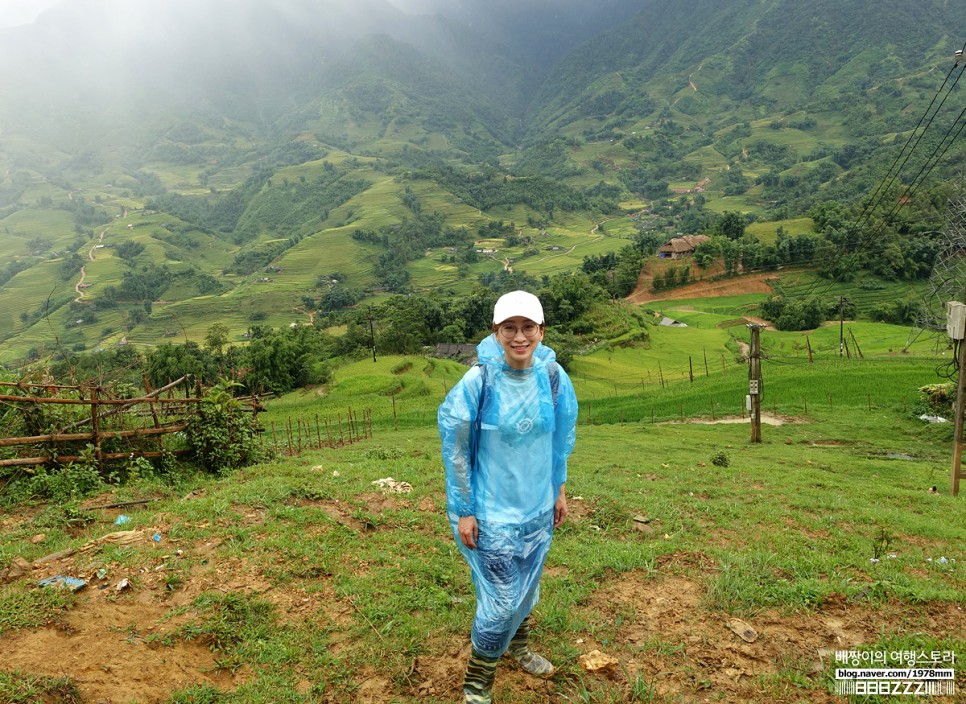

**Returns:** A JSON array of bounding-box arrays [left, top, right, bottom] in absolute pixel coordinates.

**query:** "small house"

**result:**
[[658, 234, 710, 259]]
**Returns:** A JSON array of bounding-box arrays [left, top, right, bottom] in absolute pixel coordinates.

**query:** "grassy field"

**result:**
[[0, 344, 963, 702]]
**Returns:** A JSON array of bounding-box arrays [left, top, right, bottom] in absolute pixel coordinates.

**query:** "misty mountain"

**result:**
[[1, 0, 965, 365], [527, 0, 966, 133], [0, 0, 642, 154]]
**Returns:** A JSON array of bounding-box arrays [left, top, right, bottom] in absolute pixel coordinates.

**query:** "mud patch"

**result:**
[[660, 413, 794, 426], [0, 599, 241, 703], [572, 570, 965, 703]]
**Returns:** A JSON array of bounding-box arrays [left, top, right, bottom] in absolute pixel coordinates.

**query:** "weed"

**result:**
[[164, 571, 185, 592], [187, 380, 263, 474], [754, 652, 817, 698], [870, 526, 894, 561], [0, 670, 82, 704], [709, 449, 730, 467], [0, 586, 76, 635], [363, 445, 406, 460], [30, 503, 94, 532], [626, 668, 659, 702], [164, 683, 224, 703], [175, 592, 279, 671], [6, 449, 103, 504]]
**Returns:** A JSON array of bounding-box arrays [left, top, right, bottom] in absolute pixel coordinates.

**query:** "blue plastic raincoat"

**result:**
[[438, 334, 578, 658]]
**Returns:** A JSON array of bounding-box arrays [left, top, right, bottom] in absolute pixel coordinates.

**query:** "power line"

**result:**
[[800, 48, 966, 303]]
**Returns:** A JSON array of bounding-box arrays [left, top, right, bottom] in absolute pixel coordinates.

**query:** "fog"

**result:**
[[0, 0, 643, 142], [0, 0, 633, 27], [0, 0, 64, 27]]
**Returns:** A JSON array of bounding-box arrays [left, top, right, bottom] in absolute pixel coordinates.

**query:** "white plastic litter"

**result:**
[[371, 477, 413, 493]]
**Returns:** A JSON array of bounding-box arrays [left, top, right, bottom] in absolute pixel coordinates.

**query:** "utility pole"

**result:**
[[747, 324, 765, 443], [949, 298, 966, 496], [368, 306, 377, 363], [951, 337, 966, 496]]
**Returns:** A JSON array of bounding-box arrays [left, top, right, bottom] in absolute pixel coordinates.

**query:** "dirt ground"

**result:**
[[1, 498, 963, 703], [626, 263, 779, 305]]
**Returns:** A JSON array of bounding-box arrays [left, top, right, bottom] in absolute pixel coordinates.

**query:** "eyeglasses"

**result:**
[[498, 322, 541, 339]]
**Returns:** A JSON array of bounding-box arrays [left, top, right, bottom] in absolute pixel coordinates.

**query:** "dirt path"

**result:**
[[73, 266, 88, 303], [88, 229, 107, 261], [74, 229, 108, 302], [531, 222, 603, 266]]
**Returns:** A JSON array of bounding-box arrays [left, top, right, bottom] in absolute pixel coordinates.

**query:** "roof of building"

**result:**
[[659, 234, 711, 253]]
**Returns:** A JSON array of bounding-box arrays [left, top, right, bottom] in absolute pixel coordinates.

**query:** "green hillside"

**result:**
[[0, 0, 961, 366]]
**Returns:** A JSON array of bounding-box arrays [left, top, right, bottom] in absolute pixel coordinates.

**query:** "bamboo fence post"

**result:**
[[90, 386, 102, 475], [142, 375, 161, 429], [315, 414, 322, 449]]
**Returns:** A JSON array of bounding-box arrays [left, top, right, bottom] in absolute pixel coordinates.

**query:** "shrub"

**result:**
[[186, 381, 262, 474]]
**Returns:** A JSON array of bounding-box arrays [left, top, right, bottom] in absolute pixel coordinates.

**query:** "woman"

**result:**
[[438, 290, 578, 703]]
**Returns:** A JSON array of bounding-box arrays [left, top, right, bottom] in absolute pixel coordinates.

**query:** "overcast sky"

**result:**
[[0, 0, 457, 28], [0, 0, 63, 27]]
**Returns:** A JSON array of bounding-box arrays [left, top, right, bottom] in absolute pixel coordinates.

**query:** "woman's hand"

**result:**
[[457, 515, 479, 549], [553, 486, 568, 528]]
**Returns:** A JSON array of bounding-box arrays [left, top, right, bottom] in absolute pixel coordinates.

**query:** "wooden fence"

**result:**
[[266, 407, 373, 456], [0, 375, 373, 474], [0, 375, 221, 472]]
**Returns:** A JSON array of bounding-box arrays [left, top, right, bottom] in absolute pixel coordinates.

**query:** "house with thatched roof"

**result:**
[[658, 234, 710, 259]]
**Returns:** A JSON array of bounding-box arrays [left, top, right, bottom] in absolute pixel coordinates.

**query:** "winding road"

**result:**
[[73, 228, 107, 302]]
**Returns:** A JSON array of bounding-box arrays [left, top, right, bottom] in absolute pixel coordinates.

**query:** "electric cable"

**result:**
[[799, 52, 966, 303]]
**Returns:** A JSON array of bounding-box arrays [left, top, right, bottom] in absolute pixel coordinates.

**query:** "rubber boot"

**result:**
[[463, 647, 497, 704], [507, 616, 554, 676]]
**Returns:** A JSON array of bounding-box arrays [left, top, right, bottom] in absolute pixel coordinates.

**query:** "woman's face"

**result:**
[[493, 315, 545, 370]]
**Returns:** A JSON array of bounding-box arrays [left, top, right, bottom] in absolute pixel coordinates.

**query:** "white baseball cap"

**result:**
[[493, 290, 544, 325]]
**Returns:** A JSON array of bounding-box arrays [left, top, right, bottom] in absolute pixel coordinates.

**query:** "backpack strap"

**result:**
[[548, 361, 559, 408]]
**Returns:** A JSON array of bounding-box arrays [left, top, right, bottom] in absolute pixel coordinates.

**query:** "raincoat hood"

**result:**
[[476, 333, 556, 371]]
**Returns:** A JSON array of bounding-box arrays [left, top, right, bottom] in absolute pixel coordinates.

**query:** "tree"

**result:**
[[205, 323, 230, 357], [714, 211, 746, 240], [538, 272, 602, 324]]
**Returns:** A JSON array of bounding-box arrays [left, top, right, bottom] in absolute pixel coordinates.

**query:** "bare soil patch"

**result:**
[[660, 412, 793, 426], [573, 569, 964, 703], [0, 598, 239, 703], [627, 266, 779, 305]]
